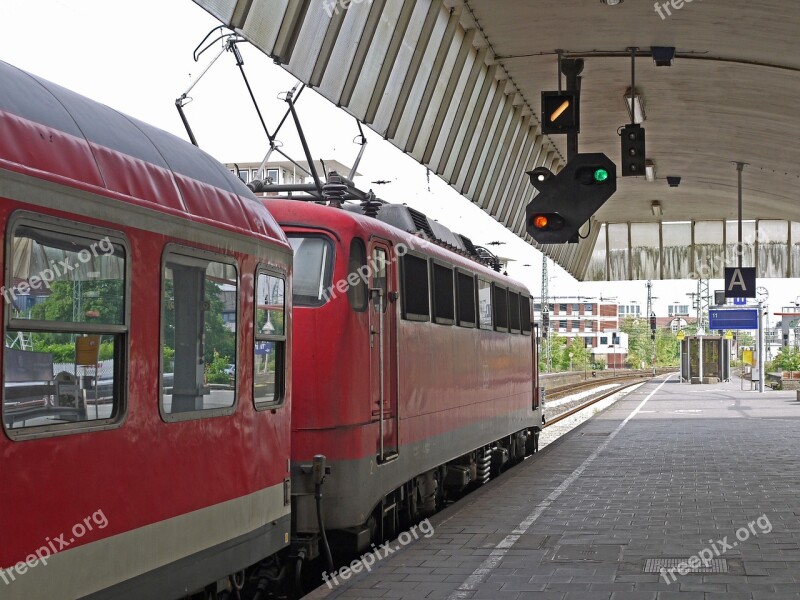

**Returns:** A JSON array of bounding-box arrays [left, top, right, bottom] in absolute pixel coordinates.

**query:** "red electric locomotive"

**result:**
[[0, 61, 292, 599], [263, 185, 543, 558]]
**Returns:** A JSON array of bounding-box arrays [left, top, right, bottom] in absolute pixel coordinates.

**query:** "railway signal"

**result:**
[[620, 124, 646, 177], [541, 91, 580, 134], [525, 153, 617, 244]]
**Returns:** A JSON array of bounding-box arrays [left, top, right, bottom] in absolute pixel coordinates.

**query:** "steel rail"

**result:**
[[544, 380, 645, 428]]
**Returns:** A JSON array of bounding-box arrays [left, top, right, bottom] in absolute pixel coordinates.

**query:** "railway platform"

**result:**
[[305, 374, 800, 599]]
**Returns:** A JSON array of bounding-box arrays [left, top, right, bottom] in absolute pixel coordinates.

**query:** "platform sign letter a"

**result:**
[[724, 267, 756, 298]]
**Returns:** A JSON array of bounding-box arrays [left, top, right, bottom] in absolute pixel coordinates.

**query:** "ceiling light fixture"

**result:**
[[651, 200, 663, 216], [601, 0, 623, 4], [645, 160, 656, 182], [651, 46, 676, 67], [624, 87, 646, 124], [667, 176, 682, 188]]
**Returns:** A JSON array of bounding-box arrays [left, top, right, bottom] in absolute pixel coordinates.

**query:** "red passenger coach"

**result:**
[[265, 194, 543, 555], [0, 61, 292, 599]]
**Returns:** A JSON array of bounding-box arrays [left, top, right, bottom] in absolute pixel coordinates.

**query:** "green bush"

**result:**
[[772, 347, 800, 372], [206, 351, 233, 385]]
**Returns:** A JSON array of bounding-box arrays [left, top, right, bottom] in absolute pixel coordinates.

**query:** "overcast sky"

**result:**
[[2, 0, 798, 319]]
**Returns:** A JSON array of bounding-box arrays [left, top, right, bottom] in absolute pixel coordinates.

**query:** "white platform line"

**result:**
[[447, 375, 673, 599]]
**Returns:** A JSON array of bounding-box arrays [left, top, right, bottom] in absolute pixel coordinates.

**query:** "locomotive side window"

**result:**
[[161, 249, 237, 419], [400, 254, 430, 321], [520, 295, 532, 335], [493, 285, 509, 332], [456, 271, 476, 328], [432, 263, 455, 325], [347, 238, 368, 312], [3, 220, 127, 436], [509, 291, 521, 333], [477, 279, 493, 329], [255, 272, 286, 407], [288, 236, 333, 307]]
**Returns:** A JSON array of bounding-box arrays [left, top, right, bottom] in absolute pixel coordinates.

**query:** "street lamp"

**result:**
[[608, 343, 617, 377], [584, 345, 588, 380], [569, 352, 574, 372]]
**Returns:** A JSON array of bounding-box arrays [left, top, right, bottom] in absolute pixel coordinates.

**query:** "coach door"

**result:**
[[369, 240, 398, 462]]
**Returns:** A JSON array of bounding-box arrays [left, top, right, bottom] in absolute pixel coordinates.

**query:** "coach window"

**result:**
[[4, 220, 127, 436], [477, 278, 492, 329], [161, 248, 237, 420], [347, 238, 367, 312], [493, 285, 509, 333], [432, 262, 455, 325], [255, 272, 286, 407], [456, 271, 476, 328], [287, 235, 333, 307], [509, 291, 521, 333], [520, 296, 532, 335], [400, 254, 430, 321]]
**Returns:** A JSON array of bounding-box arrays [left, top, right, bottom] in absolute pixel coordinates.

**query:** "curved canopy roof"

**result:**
[[191, 0, 800, 280]]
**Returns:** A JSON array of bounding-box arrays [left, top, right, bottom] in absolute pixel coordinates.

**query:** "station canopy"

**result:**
[[191, 0, 800, 281]]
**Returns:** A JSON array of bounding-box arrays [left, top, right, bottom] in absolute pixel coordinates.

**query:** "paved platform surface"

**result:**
[[305, 375, 800, 599]]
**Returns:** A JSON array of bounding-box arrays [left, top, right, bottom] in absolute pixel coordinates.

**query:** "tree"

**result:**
[[771, 346, 800, 372], [655, 328, 680, 366], [547, 333, 568, 372], [621, 315, 681, 369], [620, 316, 650, 368], [162, 279, 236, 366], [29, 280, 124, 325]]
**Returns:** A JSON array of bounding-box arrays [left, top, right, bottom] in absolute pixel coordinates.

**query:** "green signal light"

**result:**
[[594, 168, 609, 183]]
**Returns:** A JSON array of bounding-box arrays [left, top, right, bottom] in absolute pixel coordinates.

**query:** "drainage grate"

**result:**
[[643, 558, 727, 574]]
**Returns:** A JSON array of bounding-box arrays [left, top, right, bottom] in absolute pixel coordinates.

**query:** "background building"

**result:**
[[533, 296, 629, 367], [225, 159, 356, 192]]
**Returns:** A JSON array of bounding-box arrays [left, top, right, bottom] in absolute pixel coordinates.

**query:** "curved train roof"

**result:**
[[266, 198, 532, 295], [0, 60, 286, 246]]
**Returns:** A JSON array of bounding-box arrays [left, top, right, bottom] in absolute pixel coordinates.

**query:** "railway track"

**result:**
[[544, 379, 647, 428], [544, 373, 654, 400]]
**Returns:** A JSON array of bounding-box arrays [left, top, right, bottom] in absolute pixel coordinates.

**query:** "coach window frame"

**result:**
[[400, 251, 431, 322], [254, 267, 287, 409], [455, 268, 477, 328], [508, 290, 522, 334], [347, 237, 368, 312], [286, 233, 334, 308], [159, 244, 239, 423], [430, 259, 455, 326], [3, 211, 130, 440], [492, 284, 509, 333], [477, 277, 493, 330], [520, 295, 533, 336]]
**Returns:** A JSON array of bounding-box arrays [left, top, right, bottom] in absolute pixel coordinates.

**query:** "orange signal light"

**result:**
[[533, 215, 550, 229], [550, 99, 570, 123]]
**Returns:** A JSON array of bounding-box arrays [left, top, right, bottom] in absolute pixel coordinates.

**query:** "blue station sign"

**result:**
[[709, 308, 759, 330]]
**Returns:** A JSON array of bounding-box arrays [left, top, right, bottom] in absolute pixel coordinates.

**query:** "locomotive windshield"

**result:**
[[288, 235, 334, 307]]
